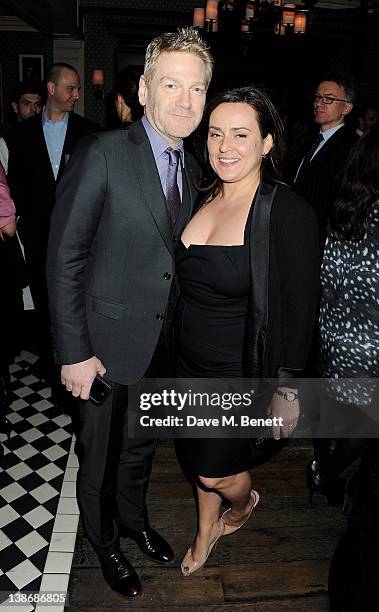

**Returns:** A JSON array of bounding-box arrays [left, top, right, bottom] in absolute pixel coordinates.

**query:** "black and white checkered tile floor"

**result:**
[[0, 351, 78, 611]]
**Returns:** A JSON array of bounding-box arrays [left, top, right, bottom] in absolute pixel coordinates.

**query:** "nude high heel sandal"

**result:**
[[221, 489, 260, 536], [181, 519, 225, 577]]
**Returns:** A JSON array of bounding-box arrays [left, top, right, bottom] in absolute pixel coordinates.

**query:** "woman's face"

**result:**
[[207, 102, 273, 185]]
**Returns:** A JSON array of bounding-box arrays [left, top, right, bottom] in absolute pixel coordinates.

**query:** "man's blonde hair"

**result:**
[[144, 27, 214, 88]]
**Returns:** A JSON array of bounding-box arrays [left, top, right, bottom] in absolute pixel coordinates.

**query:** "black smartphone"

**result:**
[[89, 375, 112, 405]]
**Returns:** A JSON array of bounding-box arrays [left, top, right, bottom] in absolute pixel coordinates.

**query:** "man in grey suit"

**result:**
[[46, 28, 213, 598]]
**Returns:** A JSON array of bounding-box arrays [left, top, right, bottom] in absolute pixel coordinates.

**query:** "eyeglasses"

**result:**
[[313, 94, 350, 105]]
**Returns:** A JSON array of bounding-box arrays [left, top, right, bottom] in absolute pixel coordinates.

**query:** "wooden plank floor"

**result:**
[[68, 440, 347, 610]]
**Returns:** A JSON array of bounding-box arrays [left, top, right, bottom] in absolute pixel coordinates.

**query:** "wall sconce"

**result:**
[[245, 2, 255, 20], [92, 69, 104, 99], [282, 3, 296, 26], [294, 12, 307, 34], [205, 0, 218, 32], [193, 7, 205, 27], [192, 0, 310, 38]]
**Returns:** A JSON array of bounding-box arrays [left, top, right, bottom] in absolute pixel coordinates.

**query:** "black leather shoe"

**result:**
[[121, 526, 174, 563], [99, 549, 142, 598], [307, 460, 346, 506]]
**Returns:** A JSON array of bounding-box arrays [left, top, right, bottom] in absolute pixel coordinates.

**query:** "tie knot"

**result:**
[[166, 147, 180, 166]]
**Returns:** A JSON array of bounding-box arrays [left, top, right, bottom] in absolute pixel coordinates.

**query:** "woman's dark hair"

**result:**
[[195, 86, 286, 198], [115, 67, 141, 116], [106, 66, 143, 128], [328, 124, 379, 241]]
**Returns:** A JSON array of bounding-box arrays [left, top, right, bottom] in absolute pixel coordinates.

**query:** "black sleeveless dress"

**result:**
[[175, 206, 255, 477]]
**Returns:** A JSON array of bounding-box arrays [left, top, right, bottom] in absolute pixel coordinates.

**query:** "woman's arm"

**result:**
[[270, 191, 320, 438], [276, 194, 320, 374], [0, 162, 16, 238]]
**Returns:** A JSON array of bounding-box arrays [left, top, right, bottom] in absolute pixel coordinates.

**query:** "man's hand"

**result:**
[[61, 356, 106, 401], [0, 220, 17, 238], [268, 388, 300, 440]]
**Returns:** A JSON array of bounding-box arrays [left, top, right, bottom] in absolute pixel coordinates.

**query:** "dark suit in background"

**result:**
[[292, 73, 363, 503], [7, 112, 97, 368], [294, 124, 358, 240]]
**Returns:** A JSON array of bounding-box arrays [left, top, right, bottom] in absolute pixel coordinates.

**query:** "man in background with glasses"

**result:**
[[294, 73, 358, 494], [294, 71, 358, 243]]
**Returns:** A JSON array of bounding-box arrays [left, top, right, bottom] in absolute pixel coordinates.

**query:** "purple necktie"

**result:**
[[165, 147, 181, 227]]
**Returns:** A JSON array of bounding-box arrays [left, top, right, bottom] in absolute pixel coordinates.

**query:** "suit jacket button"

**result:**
[[156, 313, 165, 320], [173, 235, 177, 242], [163, 272, 171, 280]]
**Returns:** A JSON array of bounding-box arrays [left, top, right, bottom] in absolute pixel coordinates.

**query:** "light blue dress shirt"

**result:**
[[42, 112, 69, 180]]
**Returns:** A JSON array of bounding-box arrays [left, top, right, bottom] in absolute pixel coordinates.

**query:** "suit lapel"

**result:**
[[174, 156, 196, 237], [128, 121, 173, 254], [57, 113, 74, 181], [310, 125, 346, 166], [182, 154, 197, 223], [35, 116, 56, 185], [246, 177, 277, 378]]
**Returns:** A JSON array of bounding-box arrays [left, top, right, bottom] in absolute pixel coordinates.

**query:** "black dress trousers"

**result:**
[[76, 330, 173, 556]]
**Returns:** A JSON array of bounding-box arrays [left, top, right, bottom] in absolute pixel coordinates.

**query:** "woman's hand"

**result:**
[[268, 388, 299, 440]]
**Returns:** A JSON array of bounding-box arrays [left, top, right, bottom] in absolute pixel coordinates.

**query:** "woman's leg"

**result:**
[[191, 470, 253, 560], [189, 485, 223, 562], [181, 470, 257, 575]]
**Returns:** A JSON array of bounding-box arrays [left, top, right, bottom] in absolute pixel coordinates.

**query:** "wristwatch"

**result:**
[[275, 389, 298, 401]]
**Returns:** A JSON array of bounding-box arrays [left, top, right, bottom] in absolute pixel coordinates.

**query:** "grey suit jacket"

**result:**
[[46, 120, 199, 384]]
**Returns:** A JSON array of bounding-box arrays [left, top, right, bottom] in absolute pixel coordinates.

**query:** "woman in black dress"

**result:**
[[175, 87, 320, 575]]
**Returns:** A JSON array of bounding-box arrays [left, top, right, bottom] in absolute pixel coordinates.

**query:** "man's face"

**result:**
[[314, 81, 353, 131], [48, 68, 81, 112], [138, 51, 207, 148], [12, 93, 42, 121]]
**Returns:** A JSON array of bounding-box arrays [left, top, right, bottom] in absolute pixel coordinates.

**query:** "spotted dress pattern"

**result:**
[[319, 204, 379, 405]]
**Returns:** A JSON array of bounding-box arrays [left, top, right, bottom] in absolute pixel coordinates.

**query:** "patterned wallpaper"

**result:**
[[0, 32, 53, 131], [82, 2, 194, 126], [359, 26, 379, 104], [83, 13, 118, 126], [329, 24, 379, 103]]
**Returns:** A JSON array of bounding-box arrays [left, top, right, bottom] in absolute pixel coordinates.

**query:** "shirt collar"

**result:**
[[42, 110, 68, 126], [142, 115, 184, 166], [320, 123, 344, 142]]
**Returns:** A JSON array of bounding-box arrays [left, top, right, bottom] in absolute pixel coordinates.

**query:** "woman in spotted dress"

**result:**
[[309, 124, 379, 502]]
